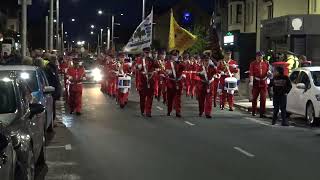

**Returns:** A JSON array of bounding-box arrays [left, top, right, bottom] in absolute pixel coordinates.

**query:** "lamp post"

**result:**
[[20, 0, 28, 57], [49, 0, 54, 51]]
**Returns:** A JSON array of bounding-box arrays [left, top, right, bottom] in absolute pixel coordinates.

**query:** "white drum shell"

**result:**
[[118, 76, 132, 89], [224, 77, 238, 91]]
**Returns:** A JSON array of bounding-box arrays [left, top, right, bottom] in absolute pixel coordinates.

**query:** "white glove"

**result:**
[[220, 71, 225, 76], [231, 64, 237, 69], [137, 64, 142, 70], [249, 81, 253, 87]]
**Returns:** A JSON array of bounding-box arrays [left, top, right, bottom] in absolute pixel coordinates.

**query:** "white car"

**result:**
[[287, 67, 320, 125]]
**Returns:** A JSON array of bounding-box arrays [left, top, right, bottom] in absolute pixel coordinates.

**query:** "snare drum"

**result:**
[[224, 77, 238, 91], [118, 76, 132, 89]]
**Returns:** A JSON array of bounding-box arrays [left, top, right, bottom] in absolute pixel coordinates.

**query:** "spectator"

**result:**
[[22, 56, 33, 65], [269, 66, 292, 126], [299, 55, 312, 67]]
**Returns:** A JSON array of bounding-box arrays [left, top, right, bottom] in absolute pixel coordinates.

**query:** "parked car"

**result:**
[[0, 71, 46, 179], [0, 65, 55, 132], [287, 67, 320, 125]]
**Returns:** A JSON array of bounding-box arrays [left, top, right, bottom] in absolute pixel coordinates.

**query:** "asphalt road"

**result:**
[[42, 84, 320, 180]]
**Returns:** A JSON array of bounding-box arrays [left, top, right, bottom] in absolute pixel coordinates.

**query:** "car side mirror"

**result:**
[[29, 103, 45, 118], [296, 83, 306, 90], [43, 86, 55, 94], [0, 133, 9, 152]]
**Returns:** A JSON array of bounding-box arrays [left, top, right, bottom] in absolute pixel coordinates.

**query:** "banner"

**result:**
[[168, 10, 197, 54], [123, 10, 153, 53]]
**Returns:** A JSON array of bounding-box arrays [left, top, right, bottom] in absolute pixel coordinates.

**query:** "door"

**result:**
[[38, 70, 53, 129], [287, 71, 300, 113], [0, 133, 14, 180], [295, 71, 312, 115]]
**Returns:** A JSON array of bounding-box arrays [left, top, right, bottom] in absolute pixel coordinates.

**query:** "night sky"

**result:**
[[26, 0, 214, 48]]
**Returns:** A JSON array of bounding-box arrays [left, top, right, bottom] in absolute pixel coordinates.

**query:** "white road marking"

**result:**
[[156, 106, 164, 111], [244, 117, 272, 127], [234, 147, 255, 158], [184, 121, 195, 126], [46, 144, 72, 151]]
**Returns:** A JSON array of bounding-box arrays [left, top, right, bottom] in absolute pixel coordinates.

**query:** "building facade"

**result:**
[[225, 0, 320, 69]]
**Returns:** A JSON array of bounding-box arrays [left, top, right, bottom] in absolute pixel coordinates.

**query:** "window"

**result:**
[[251, 2, 254, 23], [311, 71, 320, 86], [229, 5, 233, 24], [298, 71, 311, 89], [267, 5, 273, 19], [314, 0, 317, 12], [289, 71, 299, 83], [0, 81, 16, 115], [236, 4, 243, 23]]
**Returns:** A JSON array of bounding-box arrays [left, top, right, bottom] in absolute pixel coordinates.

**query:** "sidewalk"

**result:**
[[234, 98, 273, 115]]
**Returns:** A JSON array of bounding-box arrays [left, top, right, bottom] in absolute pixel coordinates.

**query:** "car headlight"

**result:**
[[316, 94, 320, 101], [91, 68, 102, 81]]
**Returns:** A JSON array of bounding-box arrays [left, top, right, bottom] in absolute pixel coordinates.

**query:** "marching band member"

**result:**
[[249, 51, 270, 118], [183, 52, 192, 97], [165, 50, 185, 117], [197, 55, 218, 118], [116, 52, 132, 108], [217, 51, 238, 111], [67, 58, 86, 115], [136, 47, 160, 117]]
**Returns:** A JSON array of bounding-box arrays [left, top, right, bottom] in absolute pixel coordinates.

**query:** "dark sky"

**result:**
[[26, 0, 214, 48]]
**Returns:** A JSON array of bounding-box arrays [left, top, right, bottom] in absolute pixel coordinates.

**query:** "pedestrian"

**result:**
[[116, 52, 132, 108], [217, 50, 238, 111], [156, 50, 167, 103], [299, 55, 312, 67], [197, 55, 218, 118], [67, 58, 86, 115], [136, 47, 159, 117], [269, 66, 292, 126], [165, 50, 185, 117], [249, 51, 271, 118]]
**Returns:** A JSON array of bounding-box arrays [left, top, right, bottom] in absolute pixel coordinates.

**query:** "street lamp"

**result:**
[[90, 31, 94, 35], [91, 25, 95, 29], [71, 18, 76, 22], [120, 13, 124, 16], [98, 10, 103, 15], [53, 19, 57, 23]]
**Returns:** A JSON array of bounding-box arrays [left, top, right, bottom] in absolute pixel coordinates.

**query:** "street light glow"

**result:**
[[120, 13, 124, 16], [71, 18, 75, 22], [98, 10, 103, 15], [91, 25, 95, 29], [91, 31, 94, 35], [65, 32, 68, 35], [53, 19, 57, 23]]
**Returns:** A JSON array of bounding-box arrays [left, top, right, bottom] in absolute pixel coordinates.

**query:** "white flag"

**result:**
[[123, 10, 153, 53]]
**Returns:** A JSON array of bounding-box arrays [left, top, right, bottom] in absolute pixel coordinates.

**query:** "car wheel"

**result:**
[[15, 148, 35, 180], [37, 135, 46, 166], [306, 103, 316, 126]]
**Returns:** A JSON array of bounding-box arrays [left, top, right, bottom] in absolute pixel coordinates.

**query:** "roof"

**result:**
[[295, 66, 320, 71], [0, 65, 38, 71]]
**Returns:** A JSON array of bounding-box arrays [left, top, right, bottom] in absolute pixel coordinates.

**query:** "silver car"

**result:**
[[0, 72, 46, 180]]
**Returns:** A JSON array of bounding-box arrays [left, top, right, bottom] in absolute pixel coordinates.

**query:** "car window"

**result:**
[[297, 71, 311, 89], [0, 81, 16, 114], [289, 71, 299, 83], [18, 82, 31, 114], [0, 71, 38, 91], [311, 71, 320, 87]]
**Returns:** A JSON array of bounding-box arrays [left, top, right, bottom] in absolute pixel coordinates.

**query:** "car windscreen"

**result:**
[[0, 70, 38, 91], [311, 71, 320, 87], [0, 81, 16, 114]]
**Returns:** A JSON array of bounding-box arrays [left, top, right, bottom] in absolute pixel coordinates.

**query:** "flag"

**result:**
[[123, 10, 153, 53], [168, 10, 197, 53]]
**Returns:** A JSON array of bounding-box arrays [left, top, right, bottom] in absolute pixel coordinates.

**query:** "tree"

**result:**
[[188, 25, 207, 55]]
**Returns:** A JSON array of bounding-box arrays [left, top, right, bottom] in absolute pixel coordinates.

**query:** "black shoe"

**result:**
[[167, 112, 171, 116], [70, 111, 73, 114], [220, 107, 225, 110], [206, 115, 212, 119], [214, 103, 217, 108], [252, 112, 257, 117], [199, 113, 203, 117], [281, 123, 289, 127], [141, 112, 145, 116], [146, 114, 152, 118], [260, 114, 267, 118], [229, 108, 234, 111], [76, 112, 81, 116], [272, 121, 276, 125], [176, 114, 182, 118]]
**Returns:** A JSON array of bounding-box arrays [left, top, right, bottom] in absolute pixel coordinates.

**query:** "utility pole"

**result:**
[[49, 0, 54, 51], [142, 0, 146, 20], [56, 0, 60, 51], [45, 16, 48, 51], [111, 15, 114, 48], [20, 0, 28, 57], [107, 28, 110, 50], [61, 22, 64, 53]]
